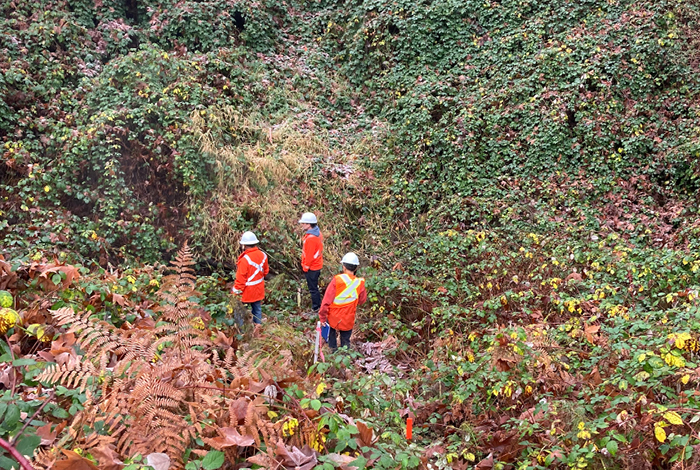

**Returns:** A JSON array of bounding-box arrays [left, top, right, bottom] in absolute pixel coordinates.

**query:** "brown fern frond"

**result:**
[[155, 428, 189, 466], [188, 402, 205, 436], [158, 292, 180, 304], [114, 357, 149, 377], [178, 335, 213, 349], [52, 307, 155, 363], [103, 412, 130, 436], [119, 345, 159, 366], [522, 324, 560, 371], [83, 432, 116, 450], [36, 361, 97, 391], [45, 244, 308, 468], [153, 329, 212, 360], [116, 428, 136, 456], [33, 448, 58, 470], [80, 328, 121, 353], [131, 373, 186, 403], [153, 247, 213, 359], [233, 350, 261, 378], [242, 396, 269, 447], [223, 347, 237, 370], [258, 366, 273, 385], [128, 411, 192, 464], [51, 307, 89, 328], [278, 350, 294, 370], [169, 242, 195, 271]]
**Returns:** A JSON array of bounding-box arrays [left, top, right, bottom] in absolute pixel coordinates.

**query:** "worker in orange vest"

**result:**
[[231, 231, 269, 325], [318, 252, 366, 351], [299, 212, 323, 317]]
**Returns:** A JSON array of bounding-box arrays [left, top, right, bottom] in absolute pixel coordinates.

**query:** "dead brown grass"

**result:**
[[190, 107, 382, 271]]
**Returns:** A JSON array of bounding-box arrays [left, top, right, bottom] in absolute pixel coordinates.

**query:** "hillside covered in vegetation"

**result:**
[[2, 0, 700, 468]]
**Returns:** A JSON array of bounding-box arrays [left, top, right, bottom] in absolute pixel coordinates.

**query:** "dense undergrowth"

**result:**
[[2, 0, 700, 468]]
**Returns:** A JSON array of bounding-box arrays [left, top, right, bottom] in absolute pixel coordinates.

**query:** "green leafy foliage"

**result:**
[[147, 0, 286, 53], [200, 450, 225, 470], [321, 0, 700, 229], [3, 0, 700, 468], [0, 0, 287, 262]]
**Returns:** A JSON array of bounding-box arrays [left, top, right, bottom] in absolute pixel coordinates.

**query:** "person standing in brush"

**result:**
[[319, 253, 366, 351], [299, 212, 323, 318], [231, 231, 269, 327]]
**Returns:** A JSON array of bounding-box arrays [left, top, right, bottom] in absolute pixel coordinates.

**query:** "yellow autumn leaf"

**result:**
[[504, 382, 513, 397], [316, 382, 326, 396], [0, 308, 20, 335], [654, 424, 667, 443], [189, 317, 205, 330], [669, 332, 691, 349], [681, 374, 690, 385], [282, 418, 299, 437], [664, 352, 685, 368], [634, 371, 650, 381], [663, 411, 683, 426], [26, 323, 51, 342]]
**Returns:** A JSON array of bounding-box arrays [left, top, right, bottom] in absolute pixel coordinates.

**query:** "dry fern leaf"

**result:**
[[223, 347, 237, 370], [36, 361, 97, 391], [233, 350, 262, 379], [44, 244, 261, 468], [33, 448, 58, 470], [242, 396, 270, 447]]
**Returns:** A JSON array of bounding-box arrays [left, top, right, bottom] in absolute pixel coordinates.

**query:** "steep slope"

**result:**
[[1, 0, 373, 267], [2, 0, 700, 468]]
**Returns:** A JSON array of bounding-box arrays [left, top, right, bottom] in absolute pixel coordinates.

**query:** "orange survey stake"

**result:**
[[406, 417, 413, 440]]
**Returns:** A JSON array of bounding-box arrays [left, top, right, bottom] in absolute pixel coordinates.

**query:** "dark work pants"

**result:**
[[328, 327, 352, 350], [245, 300, 262, 324], [305, 269, 321, 311]]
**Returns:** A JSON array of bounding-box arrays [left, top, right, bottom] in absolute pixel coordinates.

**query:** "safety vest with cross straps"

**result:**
[[332, 274, 364, 306], [243, 253, 267, 286]]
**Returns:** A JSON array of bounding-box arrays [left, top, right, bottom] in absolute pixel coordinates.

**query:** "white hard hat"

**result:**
[[239, 231, 259, 245], [341, 252, 360, 266], [298, 212, 318, 224]]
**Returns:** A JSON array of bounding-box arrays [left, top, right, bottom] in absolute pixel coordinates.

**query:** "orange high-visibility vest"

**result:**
[[328, 273, 365, 331], [301, 232, 323, 271]]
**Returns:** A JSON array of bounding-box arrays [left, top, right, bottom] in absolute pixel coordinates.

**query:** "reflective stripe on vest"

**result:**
[[304, 235, 322, 260], [333, 274, 361, 305], [243, 253, 267, 286]]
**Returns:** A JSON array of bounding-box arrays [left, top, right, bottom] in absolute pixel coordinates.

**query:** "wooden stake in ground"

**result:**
[[314, 321, 321, 363]]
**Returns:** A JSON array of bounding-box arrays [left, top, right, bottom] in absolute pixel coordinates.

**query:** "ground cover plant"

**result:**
[[2, 0, 700, 468]]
